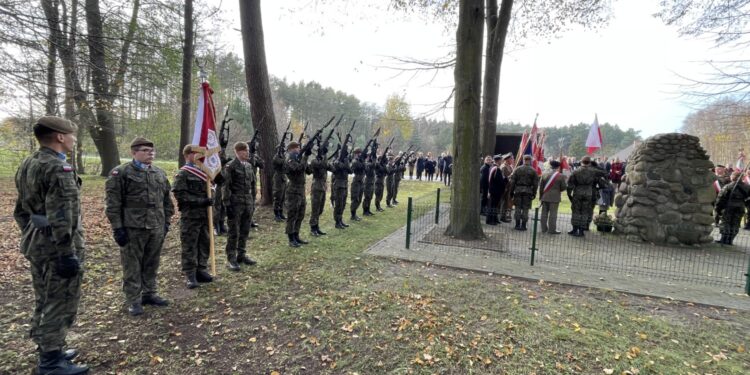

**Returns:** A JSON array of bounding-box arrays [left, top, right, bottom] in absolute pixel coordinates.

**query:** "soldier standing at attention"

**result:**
[[308, 143, 335, 236], [509, 154, 539, 231], [248, 144, 264, 229], [566, 155, 597, 237], [499, 154, 515, 222], [350, 148, 365, 222], [393, 156, 406, 205], [362, 152, 377, 216], [106, 137, 174, 316], [715, 170, 750, 245], [14, 116, 88, 374], [385, 154, 396, 207], [212, 150, 228, 235], [272, 145, 288, 222], [222, 142, 257, 272], [539, 160, 567, 234], [333, 149, 352, 228], [285, 141, 311, 247], [172, 145, 215, 289], [374, 152, 388, 212]]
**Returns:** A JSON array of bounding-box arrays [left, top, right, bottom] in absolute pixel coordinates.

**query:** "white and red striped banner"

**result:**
[[586, 114, 602, 155], [543, 171, 561, 194], [181, 164, 208, 182], [192, 82, 222, 180]]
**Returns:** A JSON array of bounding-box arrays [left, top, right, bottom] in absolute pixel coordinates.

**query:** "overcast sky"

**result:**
[[221, 1, 745, 137]]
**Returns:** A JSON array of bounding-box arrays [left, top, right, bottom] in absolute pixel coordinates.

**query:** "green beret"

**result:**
[[36, 116, 77, 134], [130, 136, 154, 149]]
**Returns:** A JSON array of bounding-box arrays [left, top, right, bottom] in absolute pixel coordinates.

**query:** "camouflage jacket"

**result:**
[[566, 165, 597, 199], [351, 158, 366, 183], [364, 160, 376, 184], [375, 160, 388, 182], [14, 147, 83, 258], [510, 164, 539, 196], [272, 155, 287, 184], [285, 153, 309, 194], [222, 158, 256, 205], [332, 159, 351, 189], [105, 161, 174, 230], [308, 158, 333, 191], [171, 166, 211, 219], [716, 181, 750, 210]]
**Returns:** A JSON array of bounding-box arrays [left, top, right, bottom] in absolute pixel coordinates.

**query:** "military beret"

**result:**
[[287, 141, 300, 150], [493, 154, 502, 160], [353, 147, 362, 154], [182, 144, 201, 155], [36, 116, 77, 134], [130, 136, 154, 149]]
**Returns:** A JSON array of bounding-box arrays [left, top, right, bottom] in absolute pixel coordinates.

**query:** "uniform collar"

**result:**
[[132, 159, 151, 170], [40, 146, 67, 160]]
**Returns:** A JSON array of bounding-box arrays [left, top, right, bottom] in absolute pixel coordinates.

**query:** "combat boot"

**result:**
[[238, 254, 256, 265], [295, 233, 309, 245], [351, 213, 362, 221], [341, 220, 350, 227], [568, 227, 578, 236], [726, 234, 736, 246], [274, 210, 284, 222], [316, 226, 327, 235], [576, 227, 585, 237], [142, 294, 169, 307], [226, 259, 241, 272], [128, 302, 144, 316], [196, 270, 213, 283], [363, 210, 374, 216], [186, 273, 199, 289], [288, 233, 300, 247], [376, 205, 385, 212], [514, 220, 522, 230], [520, 220, 528, 231], [311, 226, 320, 237], [279, 211, 288, 220], [335, 220, 345, 229], [38, 350, 89, 375]]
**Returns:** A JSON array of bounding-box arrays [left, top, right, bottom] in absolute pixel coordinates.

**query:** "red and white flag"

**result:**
[[529, 120, 542, 175], [586, 114, 603, 155], [192, 82, 222, 180]]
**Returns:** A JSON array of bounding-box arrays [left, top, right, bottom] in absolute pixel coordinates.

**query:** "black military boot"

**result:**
[[186, 273, 199, 289], [520, 220, 528, 231], [568, 227, 578, 236], [250, 221, 260, 228], [363, 210, 374, 216], [376, 203, 384, 212], [341, 220, 350, 227], [196, 270, 213, 283], [295, 233, 309, 245], [63, 349, 79, 361], [486, 214, 497, 225], [311, 226, 320, 236], [274, 209, 283, 222], [335, 220, 345, 229], [279, 211, 288, 220], [142, 294, 169, 307], [238, 254, 257, 265], [288, 233, 300, 247], [128, 302, 144, 316], [514, 220, 522, 230], [576, 227, 585, 237], [226, 259, 241, 272], [38, 350, 89, 375], [316, 225, 327, 235], [351, 212, 362, 221]]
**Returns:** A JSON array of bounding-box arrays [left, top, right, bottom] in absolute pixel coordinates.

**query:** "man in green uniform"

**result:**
[[212, 151, 228, 236], [350, 148, 365, 222], [385, 155, 396, 207], [222, 142, 258, 271], [272, 146, 288, 222], [308, 143, 334, 236], [715, 170, 750, 245], [249, 144, 264, 229], [106, 137, 174, 316], [509, 154, 540, 230], [362, 152, 377, 216], [285, 141, 310, 246], [333, 150, 352, 228], [15, 116, 88, 374], [566, 156, 597, 237], [713, 165, 730, 227], [374, 152, 388, 211], [392, 156, 406, 205], [172, 145, 215, 289]]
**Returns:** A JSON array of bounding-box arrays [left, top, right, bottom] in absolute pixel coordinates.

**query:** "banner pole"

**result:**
[[206, 178, 216, 275]]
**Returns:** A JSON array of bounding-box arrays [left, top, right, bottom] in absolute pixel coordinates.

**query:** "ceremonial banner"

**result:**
[[586, 114, 603, 155], [192, 82, 222, 179]]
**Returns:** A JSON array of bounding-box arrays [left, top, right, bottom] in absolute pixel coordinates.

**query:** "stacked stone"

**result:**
[[613, 133, 715, 245]]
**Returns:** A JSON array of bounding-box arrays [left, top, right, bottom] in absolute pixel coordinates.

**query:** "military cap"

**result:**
[[502, 153, 513, 160], [182, 144, 201, 155], [36, 116, 77, 134], [353, 147, 362, 154], [523, 154, 533, 160], [716, 164, 725, 169], [287, 141, 300, 150], [549, 160, 561, 168], [493, 154, 503, 161], [130, 136, 154, 149]]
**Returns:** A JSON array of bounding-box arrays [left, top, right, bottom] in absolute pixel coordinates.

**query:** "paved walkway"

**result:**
[[366, 223, 750, 311]]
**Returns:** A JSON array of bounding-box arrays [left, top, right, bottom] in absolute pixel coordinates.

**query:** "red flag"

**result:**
[[191, 82, 222, 179], [586, 114, 603, 155], [529, 120, 542, 175]]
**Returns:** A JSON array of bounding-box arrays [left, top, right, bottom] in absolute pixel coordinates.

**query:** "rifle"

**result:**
[[218, 105, 231, 152], [297, 121, 310, 143], [328, 143, 341, 161], [248, 129, 260, 154], [318, 115, 345, 159], [380, 137, 396, 164], [277, 120, 292, 157], [338, 120, 357, 162], [301, 116, 336, 156], [392, 145, 415, 166], [360, 127, 381, 161]]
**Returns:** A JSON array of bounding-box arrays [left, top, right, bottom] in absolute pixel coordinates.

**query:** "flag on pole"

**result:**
[[192, 81, 222, 180], [529, 119, 542, 174], [515, 130, 529, 167], [586, 114, 603, 155]]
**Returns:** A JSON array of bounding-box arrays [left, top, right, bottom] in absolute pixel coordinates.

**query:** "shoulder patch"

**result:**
[[111, 169, 120, 176], [62, 165, 74, 172]]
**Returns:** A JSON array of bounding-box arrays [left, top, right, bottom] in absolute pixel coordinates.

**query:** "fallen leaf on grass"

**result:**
[[149, 355, 163, 366], [603, 369, 614, 374]]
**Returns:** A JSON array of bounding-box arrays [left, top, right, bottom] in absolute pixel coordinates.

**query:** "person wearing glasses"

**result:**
[[105, 137, 174, 316]]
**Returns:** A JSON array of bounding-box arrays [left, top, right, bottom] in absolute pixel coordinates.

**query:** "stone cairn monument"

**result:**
[[613, 133, 715, 245]]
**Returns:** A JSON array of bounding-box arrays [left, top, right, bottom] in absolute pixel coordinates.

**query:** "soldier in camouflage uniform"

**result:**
[[333, 150, 352, 229], [715, 171, 750, 245], [212, 151, 228, 236], [385, 155, 396, 207], [362, 153, 377, 216], [350, 148, 365, 221], [566, 156, 597, 237], [374, 153, 388, 212], [285, 141, 311, 247], [509, 155, 540, 231], [308, 144, 335, 236], [499, 154, 515, 222], [713, 165, 731, 227], [272, 147, 288, 222], [222, 142, 258, 271], [172, 145, 215, 289], [14, 116, 88, 374], [248, 147, 264, 229], [393, 157, 406, 205], [106, 137, 174, 316]]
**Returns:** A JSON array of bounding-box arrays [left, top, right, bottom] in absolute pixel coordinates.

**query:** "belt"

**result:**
[[124, 202, 157, 208]]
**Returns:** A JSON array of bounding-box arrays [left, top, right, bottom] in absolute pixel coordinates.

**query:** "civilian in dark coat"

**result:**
[[416, 153, 426, 180], [486, 155, 507, 225], [479, 155, 493, 215]]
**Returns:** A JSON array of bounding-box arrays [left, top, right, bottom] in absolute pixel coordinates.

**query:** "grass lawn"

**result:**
[[0, 174, 748, 374]]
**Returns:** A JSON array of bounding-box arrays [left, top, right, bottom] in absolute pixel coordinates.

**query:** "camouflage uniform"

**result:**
[[566, 165, 597, 235], [14, 147, 85, 353], [332, 158, 352, 226], [272, 154, 287, 219], [249, 153, 264, 224], [509, 164, 539, 227], [716, 180, 750, 245], [362, 158, 376, 214], [106, 161, 173, 305], [499, 162, 514, 222], [308, 157, 334, 228], [222, 158, 255, 263], [385, 163, 396, 206], [172, 165, 211, 277], [393, 162, 405, 204], [374, 158, 388, 210], [350, 155, 366, 219], [284, 152, 309, 235]]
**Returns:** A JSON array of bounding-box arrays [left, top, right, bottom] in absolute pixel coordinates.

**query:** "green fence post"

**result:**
[[406, 197, 413, 249], [435, 188, 441, 224], [530, 207, 540, 266]]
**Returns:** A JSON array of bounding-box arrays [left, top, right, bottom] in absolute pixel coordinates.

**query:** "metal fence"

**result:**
[[405, 188, 750, 295]]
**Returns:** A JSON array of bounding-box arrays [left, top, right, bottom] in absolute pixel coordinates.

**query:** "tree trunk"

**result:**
[[239, 0, 279, 206], [45, 4, 58, 116], [179, 0, 194, 166], [479, 0, 514, 156], [445, 0, 485, 240]]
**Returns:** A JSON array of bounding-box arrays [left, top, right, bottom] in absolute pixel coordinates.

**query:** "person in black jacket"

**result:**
[[416, 152, 426, 181], [443, 152, 453, 186], [486, 155, 507, 225], [479, 155, 493, 215]]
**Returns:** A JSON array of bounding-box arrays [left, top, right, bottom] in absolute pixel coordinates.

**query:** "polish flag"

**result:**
[[586, 114, 603, 155], [192, 82, 222, 180]]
